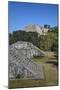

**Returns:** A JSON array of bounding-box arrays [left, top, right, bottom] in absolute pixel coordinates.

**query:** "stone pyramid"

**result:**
[[9, 41, 45, 79]]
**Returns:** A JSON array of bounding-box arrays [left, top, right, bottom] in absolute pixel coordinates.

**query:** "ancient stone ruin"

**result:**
[[9, 41, 45, 79], [24, 24, 50, 35]]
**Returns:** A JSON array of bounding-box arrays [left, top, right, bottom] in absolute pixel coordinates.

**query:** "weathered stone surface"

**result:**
[[9, 41, 45, 79], [24, 24, 49, 35]]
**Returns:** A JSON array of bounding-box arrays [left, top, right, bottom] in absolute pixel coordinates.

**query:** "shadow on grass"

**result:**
[[45, 61, 58, 67]]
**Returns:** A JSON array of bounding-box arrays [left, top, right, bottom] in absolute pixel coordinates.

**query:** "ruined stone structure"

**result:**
[[9, 41, 45, 79], [24, 24, 50, 35]]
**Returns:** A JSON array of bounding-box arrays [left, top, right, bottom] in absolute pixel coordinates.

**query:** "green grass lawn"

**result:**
[[9, 52, 58, 89]]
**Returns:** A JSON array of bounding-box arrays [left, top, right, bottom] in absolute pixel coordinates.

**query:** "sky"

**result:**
[[8, 1, 58, 32]]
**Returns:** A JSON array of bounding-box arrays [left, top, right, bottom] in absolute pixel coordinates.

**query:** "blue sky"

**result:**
[[8, 2, 58, 32]]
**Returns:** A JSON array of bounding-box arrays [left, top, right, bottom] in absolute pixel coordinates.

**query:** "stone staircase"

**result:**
[[9, 41, 44, 79]]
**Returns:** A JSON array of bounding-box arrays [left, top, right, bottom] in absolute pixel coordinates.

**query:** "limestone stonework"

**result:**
[[9, 41, 45, 79]]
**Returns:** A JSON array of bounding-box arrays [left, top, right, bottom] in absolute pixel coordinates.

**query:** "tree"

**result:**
[[44, 24, 50, 28], [9, 26, 58, 54]]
